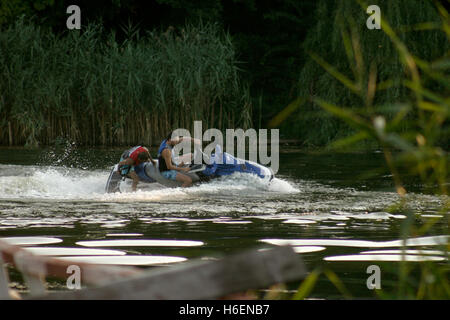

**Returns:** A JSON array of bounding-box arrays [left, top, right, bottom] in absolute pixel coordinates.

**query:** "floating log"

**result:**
[[0, 239, 141, 299], [36, 246, 306, 300]]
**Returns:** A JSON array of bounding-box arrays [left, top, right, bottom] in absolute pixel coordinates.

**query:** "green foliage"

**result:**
[[0, 0, 319, 135], [283, 0, 449, 300], [156, 0, 223, 22], [227, 0, 316, 130], [0, 0, 54, 26], [279, 0, 449, 146], [0, 19, 251, 146]]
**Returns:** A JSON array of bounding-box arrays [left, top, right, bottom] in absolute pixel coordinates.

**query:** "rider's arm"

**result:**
[[162, 149, 188, 172], [142, 147, 157, 165], [180, 137, 201, 146], [129, 171, 139, 191], [149, 154, 157, 165], [174, 137, 199, 165], [118, 158, 135, 167], [117, 157, 135, 173]]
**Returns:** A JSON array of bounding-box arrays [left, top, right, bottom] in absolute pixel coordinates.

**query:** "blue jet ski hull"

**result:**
[[105, 150, 273, 192]]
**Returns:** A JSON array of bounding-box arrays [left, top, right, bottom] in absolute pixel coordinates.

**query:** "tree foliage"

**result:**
[[283, 0, 449, 146], [0, 20, 250, 146]]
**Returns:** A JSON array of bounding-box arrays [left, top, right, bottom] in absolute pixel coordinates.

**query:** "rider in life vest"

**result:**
[[118, 146, 155, 191], [158, 132, 201, 188]]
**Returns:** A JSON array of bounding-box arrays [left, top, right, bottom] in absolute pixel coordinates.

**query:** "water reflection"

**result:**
[[55, 255, 187, 265], [0, 149, 448, 297], [324, 254, 445, 262], [75, 239, 205, 247]]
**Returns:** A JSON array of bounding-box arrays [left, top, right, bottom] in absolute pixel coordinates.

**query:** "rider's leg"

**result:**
[[175, 172, 192, 188], [128, 171, 139, 191]]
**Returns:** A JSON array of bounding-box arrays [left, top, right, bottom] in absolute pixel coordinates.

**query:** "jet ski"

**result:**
[[105, 145, 274, 193]]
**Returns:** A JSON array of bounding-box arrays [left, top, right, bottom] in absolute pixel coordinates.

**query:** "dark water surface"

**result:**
[[0, 146, 448, 298]]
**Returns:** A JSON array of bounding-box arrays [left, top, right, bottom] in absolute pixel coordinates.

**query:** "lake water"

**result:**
[[0, 146, 448, 298]]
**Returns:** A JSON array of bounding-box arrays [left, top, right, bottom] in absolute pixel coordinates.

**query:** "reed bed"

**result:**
[[272, 0, 449, 299], [276, 0, 449, 146], [0, 20, 252, 147]]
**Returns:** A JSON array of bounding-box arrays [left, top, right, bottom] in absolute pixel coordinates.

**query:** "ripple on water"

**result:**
[[324, 254, 446, 262], [106, 233, 144, 237], [293, 246, 327, 253], [212, 220, 253, 224], [360, 249, 449, 255], [0, 236, 63, 246], [55, 255, 187, 266], [260, 235, 449, 248], [75, 239, 205, 247], [23, 247, 127, 256], [282, 219, 317, 225]]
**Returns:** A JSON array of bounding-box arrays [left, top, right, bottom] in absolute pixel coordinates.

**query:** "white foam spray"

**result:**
[[0, 165, 298, 202]]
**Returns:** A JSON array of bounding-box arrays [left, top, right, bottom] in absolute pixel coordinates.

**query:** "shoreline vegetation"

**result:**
[[0, 20, 251, 147], [278, 0, 449, 147], [279, 0, 449, 299], [0, 1, 448, 150]]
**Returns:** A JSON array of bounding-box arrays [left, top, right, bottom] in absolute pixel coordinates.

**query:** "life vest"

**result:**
[[122, 146, 148, 166], [157, 140, 174, 172]]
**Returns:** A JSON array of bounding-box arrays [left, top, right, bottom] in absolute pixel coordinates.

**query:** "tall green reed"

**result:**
[[272, 0, 449, 299], [0, 19, 252, 147], [273, 0, 448, 147]]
